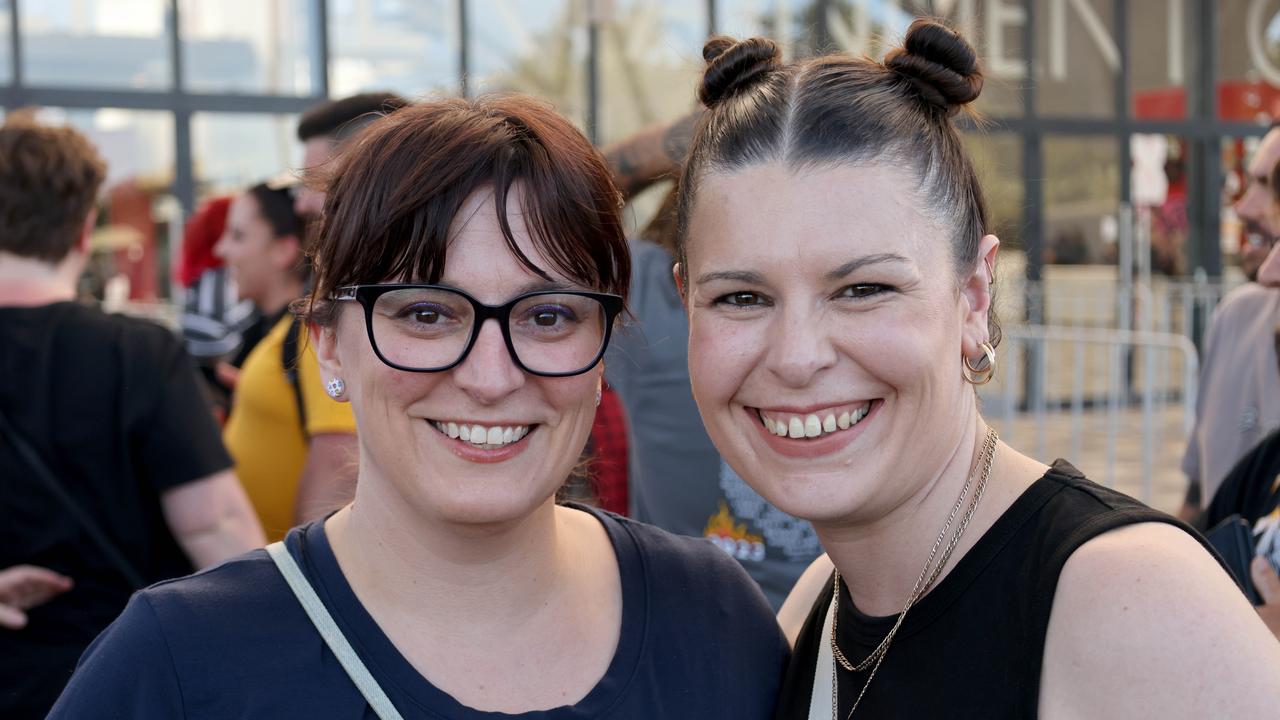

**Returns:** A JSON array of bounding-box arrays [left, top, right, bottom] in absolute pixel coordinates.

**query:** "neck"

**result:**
[[256, 278, 303, 318], [0, 254, 78, 306], [817, 404, 995, 617], [327, 466, 570, 629]]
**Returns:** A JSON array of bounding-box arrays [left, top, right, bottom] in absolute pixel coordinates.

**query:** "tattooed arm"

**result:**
[[602, 110, 702, 201]]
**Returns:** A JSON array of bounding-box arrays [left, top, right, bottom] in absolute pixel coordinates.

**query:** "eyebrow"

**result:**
[[824, 253, 911, 282], [695, 269, 766, 286], [515, 279, 573, 294]]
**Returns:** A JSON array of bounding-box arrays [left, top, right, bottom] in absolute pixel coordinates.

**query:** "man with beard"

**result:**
[[1181, 125, 1280, 518]]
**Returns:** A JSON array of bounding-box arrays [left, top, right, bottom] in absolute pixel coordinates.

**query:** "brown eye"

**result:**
[[722, 292, 764, 306], [840, 284, 890, 300]]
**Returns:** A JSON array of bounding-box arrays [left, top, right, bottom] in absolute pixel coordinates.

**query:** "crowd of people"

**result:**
[[3, 16, 1280, 719]]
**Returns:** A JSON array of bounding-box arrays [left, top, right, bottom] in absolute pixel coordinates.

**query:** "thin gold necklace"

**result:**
[[830, 427, 998, 719]]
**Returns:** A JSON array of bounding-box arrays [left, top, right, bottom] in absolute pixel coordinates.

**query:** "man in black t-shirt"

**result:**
[[0, 118, 266, 719]]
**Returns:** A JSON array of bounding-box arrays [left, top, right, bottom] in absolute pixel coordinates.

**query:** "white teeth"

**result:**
[[788, 417, 805, 438], [432, 421, 531, 448], [804, 415, 822, 438], [762, 403, 873, 441]]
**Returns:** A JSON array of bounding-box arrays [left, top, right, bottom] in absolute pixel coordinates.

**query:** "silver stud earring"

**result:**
[[595, 384, 602, 407], [325, 377, 346, 399]]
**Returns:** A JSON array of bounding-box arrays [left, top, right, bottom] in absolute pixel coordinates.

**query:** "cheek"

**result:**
[[687, 314, 761, 407]]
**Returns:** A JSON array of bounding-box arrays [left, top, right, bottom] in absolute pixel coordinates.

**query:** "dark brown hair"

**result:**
[[296, 91, 409, 143], [0, 118, 106, 263], [676, 18, 999, 346], [304, 95, 629, 324], [246, 183, 306, 240]]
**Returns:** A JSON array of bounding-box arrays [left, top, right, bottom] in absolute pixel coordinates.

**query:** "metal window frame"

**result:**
[[0, 0, 1265, 286]]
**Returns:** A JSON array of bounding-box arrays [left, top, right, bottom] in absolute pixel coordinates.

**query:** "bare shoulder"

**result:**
[[1040, 522, 1280, 719], [778, 553, 834, 648]]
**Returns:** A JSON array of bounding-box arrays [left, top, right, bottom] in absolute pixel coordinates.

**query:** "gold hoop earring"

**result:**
[[962, 342, 996, 386]]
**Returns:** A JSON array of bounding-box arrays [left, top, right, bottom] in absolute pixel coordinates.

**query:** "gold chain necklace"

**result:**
[[829, 427, 998, 719]]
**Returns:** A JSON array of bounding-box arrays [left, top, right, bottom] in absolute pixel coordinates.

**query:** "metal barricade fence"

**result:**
[[979, 324, 1198, 509]]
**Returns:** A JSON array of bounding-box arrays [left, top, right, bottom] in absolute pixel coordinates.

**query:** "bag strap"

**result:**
[[0, 404, 147, 590], [266, 541, 404, 720], [281, 315, 308, 437], [807, 592, 837, 720]]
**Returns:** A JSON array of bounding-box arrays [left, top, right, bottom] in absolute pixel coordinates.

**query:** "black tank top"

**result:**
[[774, 461, 1220, 719]]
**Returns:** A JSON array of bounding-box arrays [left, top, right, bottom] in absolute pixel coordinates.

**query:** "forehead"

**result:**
[[440, 184, 570, 290], [302, 136, 335, 169], [227, 193, 259, 224], [687, 162, 940, 271]]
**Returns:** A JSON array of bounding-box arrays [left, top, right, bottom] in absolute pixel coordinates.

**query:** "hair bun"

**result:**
[[699, 36, 781, 107], [884, 19, 983, 116]]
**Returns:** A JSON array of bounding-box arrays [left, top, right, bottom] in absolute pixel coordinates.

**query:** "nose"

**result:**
[[1235, 185, 1263, 223], [451, 318, 526, 404], [763, 307, 838, 388], [1259, 242, 1280, 288]]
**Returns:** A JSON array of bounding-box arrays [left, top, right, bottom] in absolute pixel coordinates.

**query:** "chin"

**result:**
[[419, 484, 557, 527], [742, 462, 879, 525]]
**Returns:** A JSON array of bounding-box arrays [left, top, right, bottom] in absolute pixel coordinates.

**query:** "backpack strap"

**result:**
[[281, 314, 308, 438], [266, 542, 404, 719], [0, 404, 147, 590]]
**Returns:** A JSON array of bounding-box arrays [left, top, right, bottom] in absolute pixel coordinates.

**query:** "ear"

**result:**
[[672, 262, 688, 310], [75, 209, 97, 255], [272, 234, 304, 273], [309, 321, 347, 402], [959, 234, 1000, 358]]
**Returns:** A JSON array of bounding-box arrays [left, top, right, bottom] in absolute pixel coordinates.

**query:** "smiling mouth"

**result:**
[[429, 420, 535, 449], [754, 401, 875, 440]]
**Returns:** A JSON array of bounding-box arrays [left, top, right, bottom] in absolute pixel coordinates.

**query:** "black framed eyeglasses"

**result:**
[[332, 284, 625, 377]]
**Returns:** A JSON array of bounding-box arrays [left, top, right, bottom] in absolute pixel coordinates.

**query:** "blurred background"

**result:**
[[4, 0, 1280, 511]]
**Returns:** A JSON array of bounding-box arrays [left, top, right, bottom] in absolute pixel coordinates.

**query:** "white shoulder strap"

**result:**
[[266, 541, 405, 720], [807, 594, 837, 719]]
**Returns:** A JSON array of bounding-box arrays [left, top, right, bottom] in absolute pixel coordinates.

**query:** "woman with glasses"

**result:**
[[50, 96, 787, 719]]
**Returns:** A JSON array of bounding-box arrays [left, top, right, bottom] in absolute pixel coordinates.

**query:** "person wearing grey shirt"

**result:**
[[1183, 126, 1280, 513], [606, 236, 821, 609], [1183, 283, 1280, 506]]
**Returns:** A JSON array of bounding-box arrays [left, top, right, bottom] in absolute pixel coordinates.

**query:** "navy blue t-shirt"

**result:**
[[49, 505, 788, 718]]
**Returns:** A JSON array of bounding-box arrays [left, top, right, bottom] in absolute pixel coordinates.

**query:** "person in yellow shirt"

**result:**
[[215, 183, 357, 541]]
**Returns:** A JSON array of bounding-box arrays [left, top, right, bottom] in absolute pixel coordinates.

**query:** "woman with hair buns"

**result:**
[[674, 19, 1280, 719]]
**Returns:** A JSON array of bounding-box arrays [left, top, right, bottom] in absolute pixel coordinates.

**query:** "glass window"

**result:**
[[1130, 133, 1190, 276], [714, 0, 796, 55], [1130, 0, 1192, 120], [0, 0, 11, 83], [1216, 0, 1280, 122], [180, 0, 316, 95], [330, 0, 459, 98], [822, 0, 1024, 117], [191, 112, 300, 199], [35, 108, 177, 303], [21, 0, 170, 90], [596, 0, 703, 146], [1035, 0, 1118, 117], [468, 0, 588, 129], [964, 132, 1024, 251], [1043, 135, 1120, 267]]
